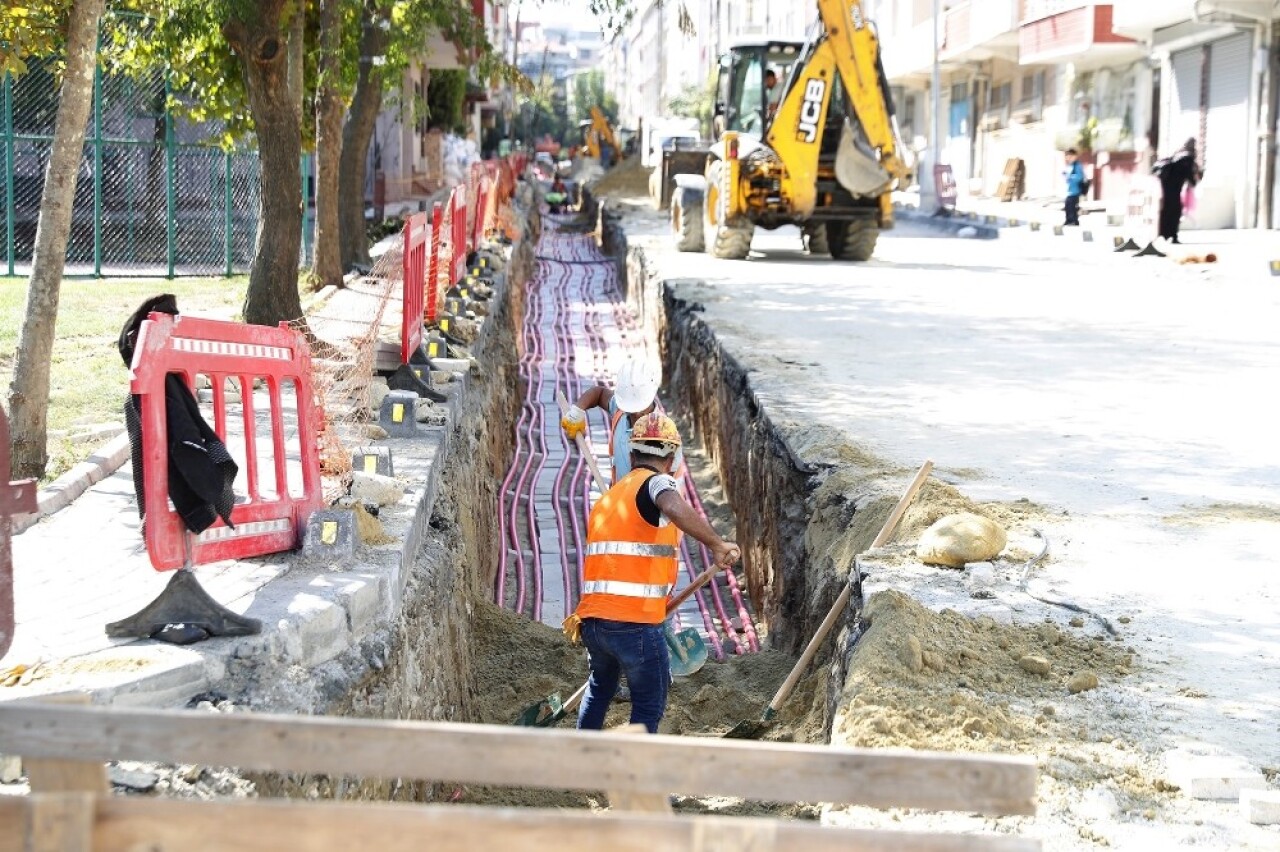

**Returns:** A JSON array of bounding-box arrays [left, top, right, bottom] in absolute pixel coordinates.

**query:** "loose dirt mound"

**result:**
[[463, 597, 819, 809], [832, 589, 1130, 752], [470, 598, 587, 727], [590, 158, 652, 199]]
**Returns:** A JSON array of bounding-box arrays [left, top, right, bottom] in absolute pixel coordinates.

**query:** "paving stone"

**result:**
[[1241, 790, 1280, 825], [1165, 747, 1269, 800]]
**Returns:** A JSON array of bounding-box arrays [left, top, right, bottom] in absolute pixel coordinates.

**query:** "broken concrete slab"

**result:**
[[1164, 747, 1269, 800], [1241, 789, 1280, 825]]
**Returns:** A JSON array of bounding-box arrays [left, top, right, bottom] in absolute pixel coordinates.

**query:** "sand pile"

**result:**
[[590, 158, 653, 199], [832, 589, 1131, 752]]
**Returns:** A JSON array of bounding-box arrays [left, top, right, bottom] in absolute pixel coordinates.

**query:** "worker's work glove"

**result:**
[[562, 613, 582, 646], [561, 404, 587, 440]]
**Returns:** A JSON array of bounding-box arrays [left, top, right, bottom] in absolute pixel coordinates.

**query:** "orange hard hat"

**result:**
[[629, 412, 681, 457]]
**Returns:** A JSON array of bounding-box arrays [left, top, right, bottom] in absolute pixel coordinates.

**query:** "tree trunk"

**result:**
[[6, 0, 107, 480], [338, 6, 388, 270], [224, 2, 304, 327], [313, 0, 345, 289]]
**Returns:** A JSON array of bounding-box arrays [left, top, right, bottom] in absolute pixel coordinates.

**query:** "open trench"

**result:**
[[251, 180, 1134, 828]]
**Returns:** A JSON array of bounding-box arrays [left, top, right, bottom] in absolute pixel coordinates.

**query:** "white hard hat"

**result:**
[[613, 355, 660, 414]]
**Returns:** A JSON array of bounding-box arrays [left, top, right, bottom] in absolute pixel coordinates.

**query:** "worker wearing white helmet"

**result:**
[[561, 355, 685, 484]]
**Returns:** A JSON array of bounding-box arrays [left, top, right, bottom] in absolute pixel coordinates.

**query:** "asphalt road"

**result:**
[[622, 203, 1280, 769]]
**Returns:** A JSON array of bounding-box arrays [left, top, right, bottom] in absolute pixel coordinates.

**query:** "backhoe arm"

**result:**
[[818, 0, 904, 181], [765, 0, 905, 217]]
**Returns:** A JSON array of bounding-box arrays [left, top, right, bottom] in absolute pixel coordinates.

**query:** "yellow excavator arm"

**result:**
[[764, 0, 905, 217], [589, 106, 623, 162]]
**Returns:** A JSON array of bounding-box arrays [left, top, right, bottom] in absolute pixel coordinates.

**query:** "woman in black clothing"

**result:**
[[1156, 138, 1203, 243]]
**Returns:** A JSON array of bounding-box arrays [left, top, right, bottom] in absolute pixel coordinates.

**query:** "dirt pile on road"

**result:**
[[832, 589, 1130, 752], [590, 158, 652, 199]]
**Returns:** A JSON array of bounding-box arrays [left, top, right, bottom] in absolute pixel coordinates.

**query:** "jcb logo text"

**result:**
[[796, 80, 826, 143]]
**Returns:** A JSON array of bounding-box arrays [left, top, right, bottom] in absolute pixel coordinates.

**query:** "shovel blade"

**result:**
[[722, 706, 778, 740], [664, 624, 708, 677], [514, 692, 564, 727]]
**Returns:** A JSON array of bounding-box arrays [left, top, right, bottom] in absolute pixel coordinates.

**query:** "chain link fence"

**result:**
[[1, 14, 261, 279]]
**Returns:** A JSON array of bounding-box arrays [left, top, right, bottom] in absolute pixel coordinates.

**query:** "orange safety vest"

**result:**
[[577, 468, 679, 624]]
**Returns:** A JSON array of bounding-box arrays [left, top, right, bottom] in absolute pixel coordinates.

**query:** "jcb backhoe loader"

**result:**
[[580, 105, 624, 165], [671, 0, 907, 261]]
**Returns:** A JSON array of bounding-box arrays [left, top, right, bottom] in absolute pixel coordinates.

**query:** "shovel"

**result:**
[[723, 460, 933, 740], [514, 562, 723, 727], [555, 390, 610, 494]]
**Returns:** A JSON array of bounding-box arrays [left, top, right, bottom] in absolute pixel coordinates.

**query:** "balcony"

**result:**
[[940, 0, 1021, 65], [1019, 3, 1145, 65]]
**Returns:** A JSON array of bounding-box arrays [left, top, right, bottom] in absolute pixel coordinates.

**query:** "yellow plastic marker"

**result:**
[[428, 342, 439, 357], [392, 403, 404, 423], [321, 521, 338, 545], [363, 454, 377, 473], [413, 367, 423, 379]]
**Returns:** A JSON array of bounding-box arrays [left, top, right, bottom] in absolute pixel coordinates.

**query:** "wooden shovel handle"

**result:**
[[555, 390, 610, 493], [765, 460, 933, 714]]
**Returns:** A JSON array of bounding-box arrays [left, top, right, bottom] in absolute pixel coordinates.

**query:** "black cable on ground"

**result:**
[[1018, 528, 1117, 637]]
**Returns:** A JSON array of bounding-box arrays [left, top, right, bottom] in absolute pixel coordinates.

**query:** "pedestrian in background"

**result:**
[[1062, 148, 1085, 226], [1154, 138, 1202, 244]]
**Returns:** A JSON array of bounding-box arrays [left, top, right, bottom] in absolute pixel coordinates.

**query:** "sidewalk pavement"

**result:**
[[0, 236, 482, 709], [894, 189, 1279, 284]]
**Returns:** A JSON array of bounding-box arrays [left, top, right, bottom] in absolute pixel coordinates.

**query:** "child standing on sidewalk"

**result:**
[[1062, 149, 1086, 227]]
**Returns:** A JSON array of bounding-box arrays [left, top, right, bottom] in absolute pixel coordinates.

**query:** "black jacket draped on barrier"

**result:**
[[118, 295, 237, 535]]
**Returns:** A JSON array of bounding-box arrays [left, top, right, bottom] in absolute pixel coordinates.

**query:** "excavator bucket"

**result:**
[[834, 118, 892, 197]]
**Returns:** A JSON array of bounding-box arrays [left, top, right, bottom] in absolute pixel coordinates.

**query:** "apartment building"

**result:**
[[869, 0, 1277, 228], [608, 0, 817, 133]]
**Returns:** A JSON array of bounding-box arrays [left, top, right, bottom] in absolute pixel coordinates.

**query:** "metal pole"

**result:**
[[224, 150, 233, 277], [931, 0, 942, 181], [92, 40, 103, 278], [165, 74, 176, 279], [3, 74, 14, 277]]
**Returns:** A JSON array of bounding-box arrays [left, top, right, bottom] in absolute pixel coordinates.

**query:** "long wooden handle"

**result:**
[[765, 460, 933, 713], [555, 390, 610, 493]]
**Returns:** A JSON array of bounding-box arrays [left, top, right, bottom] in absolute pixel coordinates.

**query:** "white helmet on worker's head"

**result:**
[[613, 355, 661, 414]]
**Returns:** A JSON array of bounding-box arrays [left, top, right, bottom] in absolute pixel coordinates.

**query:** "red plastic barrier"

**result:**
[[934, 164, 957, 210], [400, 211, 429, 366], [450, 184, 467, 284], [425, 200, 444, 324], [130, 313, 324, 571], [472, 169, 491, 250]]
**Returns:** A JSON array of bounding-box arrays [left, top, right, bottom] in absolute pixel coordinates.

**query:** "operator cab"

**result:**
[[713, 40, 804, 139]]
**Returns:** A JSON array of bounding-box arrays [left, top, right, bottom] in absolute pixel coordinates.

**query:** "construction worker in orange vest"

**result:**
[[560, 354, 684, 484], [569, 412, 739, 734]]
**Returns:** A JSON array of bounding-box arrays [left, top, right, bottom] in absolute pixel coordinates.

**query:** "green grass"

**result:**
[[0, 276, 248, 482]]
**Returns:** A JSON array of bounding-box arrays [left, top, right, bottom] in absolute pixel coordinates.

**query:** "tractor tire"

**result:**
[[802, 223, 830, 256], [672, 187, 705, 252], [827, 218, 880, 261], [702, 160, 753, 260]]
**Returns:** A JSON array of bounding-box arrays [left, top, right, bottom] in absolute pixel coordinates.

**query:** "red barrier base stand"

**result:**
[[388, 346, 447, 402], [106, 535, 262, 646]]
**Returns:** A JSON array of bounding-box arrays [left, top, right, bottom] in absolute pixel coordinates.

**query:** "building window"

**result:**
[[990, 82, 1011, 110], [951, 81, 967, 102]]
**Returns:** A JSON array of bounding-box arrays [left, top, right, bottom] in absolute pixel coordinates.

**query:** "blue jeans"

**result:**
[[577, 618, 669, 734]]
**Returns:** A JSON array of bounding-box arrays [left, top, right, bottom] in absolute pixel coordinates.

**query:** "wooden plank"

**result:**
[[0, 797, 26, 852], [23, 693, 108, 797], [0, 703, 1037, 816], [608, 724, 672, 814], [85, 797, 1041, 852], [27, 793, 95, 852]]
